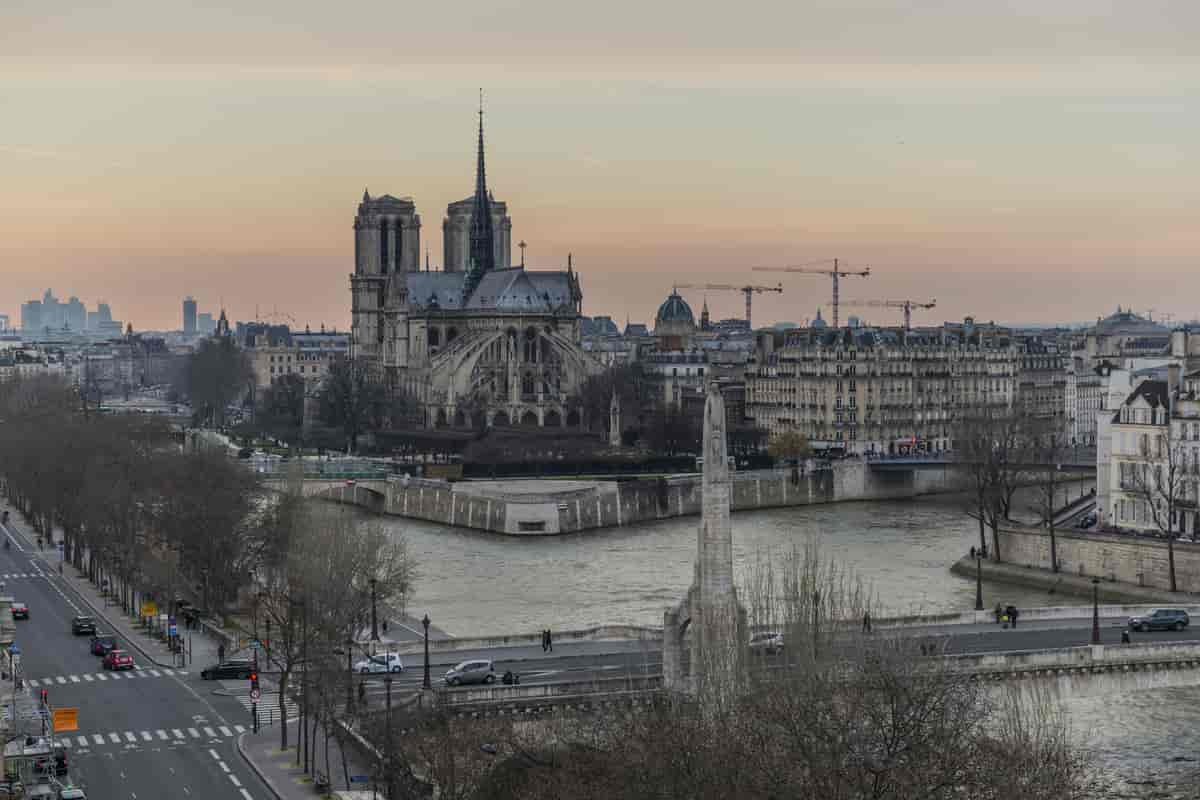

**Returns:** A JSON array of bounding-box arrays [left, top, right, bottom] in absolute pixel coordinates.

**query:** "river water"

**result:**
[[372, 479, 1200, 796]]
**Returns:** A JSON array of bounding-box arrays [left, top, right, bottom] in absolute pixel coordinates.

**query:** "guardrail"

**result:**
[[437, 674, 663, 709]]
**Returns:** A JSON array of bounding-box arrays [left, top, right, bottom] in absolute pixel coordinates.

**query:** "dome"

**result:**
[[1093, 307, 1168, 337], [656, 291, 695, 327]]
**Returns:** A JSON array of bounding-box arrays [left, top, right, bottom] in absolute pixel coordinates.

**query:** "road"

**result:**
[[397, 617, 1200, 692], [0, 516, 273, 800]]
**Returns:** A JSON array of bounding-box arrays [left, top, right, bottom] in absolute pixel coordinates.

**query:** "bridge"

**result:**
[[867, 449, 1096, 473], [259, 475, 390, 508], [386, 605, 1200, 713]]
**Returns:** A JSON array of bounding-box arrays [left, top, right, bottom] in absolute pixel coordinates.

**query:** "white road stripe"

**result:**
[[107, 732, 120, 743], [156, 730, 168, 740], [240, 790, 254, 800], [59, 739, 70, 748], [124, 731, 136, 742], [27, 679, 38, 687], [229, 775, 242, 788], [82, 674, 94, 682], [149, 670, 161, 677], [77, 736, 88, 747], [219, 761, 230, 773], [203, 726, 217, 738], [93, 734, 105, 745], [141, 731, 152, 741], [172, 729, 185, 739], [69, 675, 80, 683], [55, 676, 65, 684], [188, 728, 200, 739], [209, 748, 220, 760], [96, 674, 108, 681], [219, 726, 232, 737], [234, 725, 246, 733]]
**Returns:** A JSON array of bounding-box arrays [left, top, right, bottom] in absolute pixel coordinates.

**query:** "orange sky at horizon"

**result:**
[[3, 1, 1199, 331]]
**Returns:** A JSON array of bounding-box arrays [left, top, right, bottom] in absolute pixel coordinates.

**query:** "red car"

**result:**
[[103, 649, 134, 671]]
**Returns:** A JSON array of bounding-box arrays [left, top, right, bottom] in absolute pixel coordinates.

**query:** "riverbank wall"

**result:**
[[950, 525, 1200, 602], [330, 460, 960, 535]]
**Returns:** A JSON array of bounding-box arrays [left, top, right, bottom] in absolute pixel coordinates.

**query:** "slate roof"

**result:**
[[405, 273, 468, 311], [1115, 379, 1170, 423], [404, 268, 576, 313]]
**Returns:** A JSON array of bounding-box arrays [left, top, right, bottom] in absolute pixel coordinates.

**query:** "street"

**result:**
[[0, 511, 273, 800]]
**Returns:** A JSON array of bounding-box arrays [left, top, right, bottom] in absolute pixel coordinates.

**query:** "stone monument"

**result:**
[[663, 382, 746, 702], [609, 392, 622, 447]]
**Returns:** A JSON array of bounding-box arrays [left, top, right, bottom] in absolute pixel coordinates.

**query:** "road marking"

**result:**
[[203, 726, 217, 738], [93, 734, 105, 745], [156, 730, 168, 740], [188, 728, 200, 739], [234, 725, 246, 733], [77, 736, 88, 747], [141, 731, 153, 741], [108, 732, 120, 744], [83, 674, 94, 682], [219, 726, 232, 737], [69, 675, 80, 683], [228, 775, 242, 788], [124, 731, 137, 742], [59, 738, 70, 748], [149, 670, 161, 677], [219, 761, 230, 773], [209, 748, 220, 760], [27, 679, 38, 687], [56, 676, 66, 684], [240, 790, 253, 800], [172, 729, 184, 739], [96, 674, 108, 681]]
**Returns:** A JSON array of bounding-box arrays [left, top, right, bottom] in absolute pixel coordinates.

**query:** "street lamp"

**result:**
[[1091, 577, 1101, 645], [422, 614, 431, 690], [369, 578, 379, 644], [384, 674, 394, 800], [974, 550, 984, 612], [346, 639, 355, 713]]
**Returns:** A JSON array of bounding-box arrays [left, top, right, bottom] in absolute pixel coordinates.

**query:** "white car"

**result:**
[[749, 631, 784, 655], [354, 653, 404, 674]]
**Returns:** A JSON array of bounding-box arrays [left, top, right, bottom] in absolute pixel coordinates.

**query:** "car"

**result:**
[[443, 659, 496, 686], [71, 616, 97, 635], [58, 788, 87, 800], [200, 659, 255, 680], [1129, 608, 1190, 632], [103, 649, 134, 670], [354, 653, 404, 674], [89, 634, 118, 656], [11, 602, 28, 620], [749, 631, 785, 655]]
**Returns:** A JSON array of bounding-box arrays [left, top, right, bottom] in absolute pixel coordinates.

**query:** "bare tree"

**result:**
[[1028, 421, 1072, 573], [1125, 429, 1194, 592]]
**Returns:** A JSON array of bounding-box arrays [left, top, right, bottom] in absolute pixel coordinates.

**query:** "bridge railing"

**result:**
[[437, 674, 663, 708]]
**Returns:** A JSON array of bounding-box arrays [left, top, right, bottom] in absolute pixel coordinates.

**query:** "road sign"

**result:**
[[8, 643, 19, 656], [141, 601, 157, 616], [350, 775, 370, 784], [52, 707, 79, 732], [249, 688, 261, 702]]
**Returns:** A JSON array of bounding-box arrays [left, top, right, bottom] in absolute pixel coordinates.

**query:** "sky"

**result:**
[[2, 1, 1199, 332]]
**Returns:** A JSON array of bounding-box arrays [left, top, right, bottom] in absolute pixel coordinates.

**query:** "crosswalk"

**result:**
[[235, 693, 299, 726], [56, 725, 248, 751], [26, 668, 188, 687], [0, 572, 47, 580]]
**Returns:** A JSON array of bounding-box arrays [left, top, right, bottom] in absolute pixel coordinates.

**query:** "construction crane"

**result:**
[[674, 283, 783, 329], [840, 298, 937, 332], [752, 259, 870, 328]]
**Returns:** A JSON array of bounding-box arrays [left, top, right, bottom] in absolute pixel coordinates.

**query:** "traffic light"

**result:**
[[249, 671, 258, 692]]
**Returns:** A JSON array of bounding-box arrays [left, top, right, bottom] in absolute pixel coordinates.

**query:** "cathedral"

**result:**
[[349, 111, 599, 429]]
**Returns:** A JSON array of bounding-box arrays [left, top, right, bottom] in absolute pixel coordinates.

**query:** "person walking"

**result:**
[[545, 629, 553, 653], [358, 681, 366, 706], [862, 611, 872, 634], [541, 630, 548, 653], [994, 602, 1002, 625], [217, 643, 225, 663]]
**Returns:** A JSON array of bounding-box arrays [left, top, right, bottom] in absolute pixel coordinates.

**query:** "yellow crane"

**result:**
[[840, 298, 937, 331], [674, 283, 783, 329], [752, 259, 870, 328]]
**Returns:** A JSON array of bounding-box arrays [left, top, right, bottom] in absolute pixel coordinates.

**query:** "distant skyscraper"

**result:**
[[197, 312, 215, 334], [183, 296, 198, 334], [21, 300, 42, 333], [65, 296, 86, 332]]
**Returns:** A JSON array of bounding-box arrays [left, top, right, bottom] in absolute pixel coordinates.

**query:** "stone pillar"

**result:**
[[609, 392, 622, 447]]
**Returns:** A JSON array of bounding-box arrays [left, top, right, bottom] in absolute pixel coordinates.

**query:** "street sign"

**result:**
[[350, 775, 370, 784], [8, 643, 19, 656], [52, 707, 79, 732], [249, 688, 261, 702], [168, 624, 177, 637], [141, 601, 157, 617]]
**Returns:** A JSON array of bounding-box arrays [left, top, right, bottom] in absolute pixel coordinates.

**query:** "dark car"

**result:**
[[200, 659, 255, 680], [10, 602, 28, 620], [71, 616, 97, 635], [89, 635, 118, 656], [1129, 608, 1190, 632]]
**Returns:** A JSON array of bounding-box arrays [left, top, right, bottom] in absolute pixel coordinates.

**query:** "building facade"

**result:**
[[244, 325, 351, 389], [349, 112, 598, 428]]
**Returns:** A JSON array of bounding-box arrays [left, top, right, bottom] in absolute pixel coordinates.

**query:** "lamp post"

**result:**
[[422, 614, 431, 690], [346, 639, 355, 713], [974, 551, 984, 611], [384, 674, 394, 800], [1091, 577, 1101, 645], [369, 578, 379, 645]]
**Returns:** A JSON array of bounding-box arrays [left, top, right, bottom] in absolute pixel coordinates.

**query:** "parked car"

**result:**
[[444, 660, 496, 686], [89, 635, 118, 656], [200, 659, 255, 680], [58, 787, 87, 800], [749, 631, 784, 654], [103, 649, 134, 671], [10, 602, 28, 620], [354, 653, 404, 674], [1129, 608, 1190, 632], [71, 616, 96, 635]]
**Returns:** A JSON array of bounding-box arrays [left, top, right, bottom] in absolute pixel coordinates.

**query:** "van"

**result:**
[[353, 653, 404, 674]]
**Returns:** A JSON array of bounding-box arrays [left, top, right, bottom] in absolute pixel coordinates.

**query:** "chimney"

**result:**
[[1168, 363, 1181, 416]]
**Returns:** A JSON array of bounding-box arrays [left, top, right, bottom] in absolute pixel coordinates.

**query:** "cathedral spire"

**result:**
[[464, 90, 496, 298]]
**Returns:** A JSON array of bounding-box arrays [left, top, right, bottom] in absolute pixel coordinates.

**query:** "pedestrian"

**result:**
[[546, 629, 553, 653], [994, 602, 1002, 625], [541, 629, 548, 653], [862, 611, 872, 634], [382, 619, 388, 634], [1121, 629, 1131, 644], [358, 681, 366, 705], [218, 643, 225, 663], [969, 545, 976, 560]]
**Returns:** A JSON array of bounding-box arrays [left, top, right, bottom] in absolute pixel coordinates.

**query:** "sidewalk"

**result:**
[[238, 718, 378, 800]]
